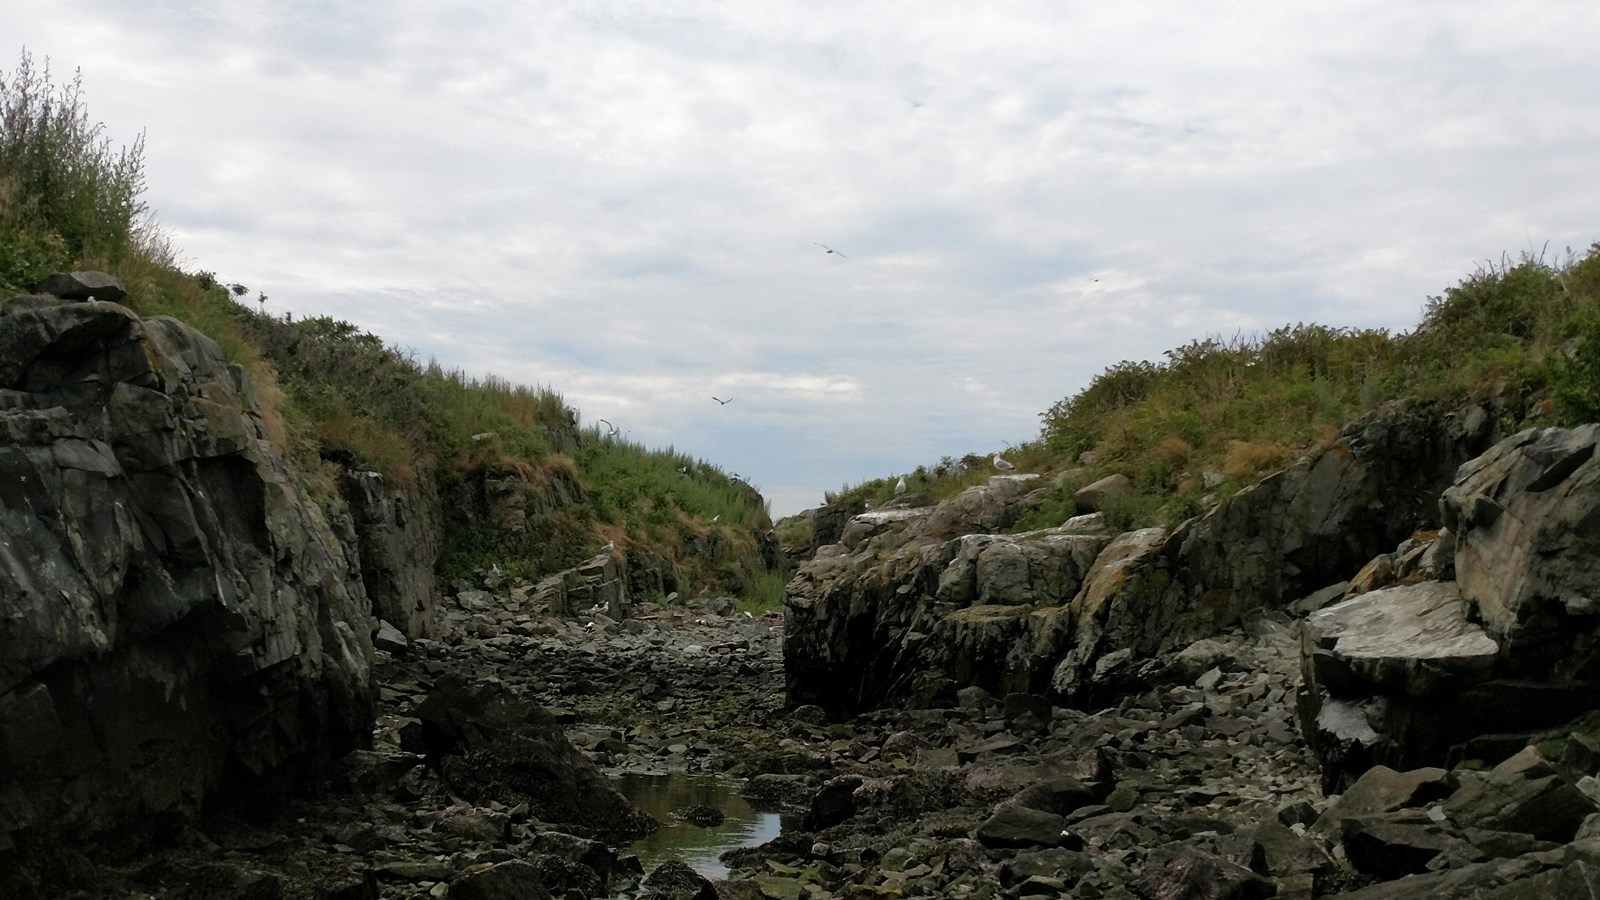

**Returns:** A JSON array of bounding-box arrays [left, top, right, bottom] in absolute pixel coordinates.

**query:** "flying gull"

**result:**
[[713, 396, 733, 405], [814, 242, 847, 259]]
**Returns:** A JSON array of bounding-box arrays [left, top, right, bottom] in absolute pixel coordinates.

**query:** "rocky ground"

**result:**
[[26, 561, 1600, 899], [18, 565, 1349, 900]]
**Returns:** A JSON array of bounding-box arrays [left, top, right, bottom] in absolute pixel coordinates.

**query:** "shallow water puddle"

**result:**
[[614, 772, 786, 880]]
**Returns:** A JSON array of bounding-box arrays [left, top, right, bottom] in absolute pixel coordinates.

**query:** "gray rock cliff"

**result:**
[[786, 402, 1497, 717], [1299, 424, 1600, 789], [0, 287, 377, 849]]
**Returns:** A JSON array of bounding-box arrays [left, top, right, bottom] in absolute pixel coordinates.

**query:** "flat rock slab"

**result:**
[[1305, 581, 1498, 697]]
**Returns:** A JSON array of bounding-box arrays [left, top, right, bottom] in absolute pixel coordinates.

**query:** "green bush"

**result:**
[[1551, 307, 1600, 425], [0, 49, 154, 288]]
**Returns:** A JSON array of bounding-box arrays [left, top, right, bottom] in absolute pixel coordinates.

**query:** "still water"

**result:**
[[614, 772, 787, 881]]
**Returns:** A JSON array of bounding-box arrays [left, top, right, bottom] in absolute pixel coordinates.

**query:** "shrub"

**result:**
[[0, 50, 155, 287], [1551, 306, 1600, 425]]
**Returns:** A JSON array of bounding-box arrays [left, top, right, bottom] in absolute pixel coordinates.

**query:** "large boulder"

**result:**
[[1443, 424, 1600, 674], [0, 294, 375, 850], [1296, 582, 1500, 788], [785, 476, 1102, 717], [1300, 425, 1600, 790], [412, 675, 656, 842]]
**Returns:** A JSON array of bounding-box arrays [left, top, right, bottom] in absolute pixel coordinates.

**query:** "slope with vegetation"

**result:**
[[0, 49, 783, 605], [827, 244, 1600, 533]]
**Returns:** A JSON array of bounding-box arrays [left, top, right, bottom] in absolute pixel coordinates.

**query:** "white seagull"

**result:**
[[598, 418, 618, 437], [814, 242, 847, 258], [895, 475, 907, 495], [992, 453, 1015, 472]]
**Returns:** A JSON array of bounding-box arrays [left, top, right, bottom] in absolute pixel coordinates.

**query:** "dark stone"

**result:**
[[449, 860, 552, 900], [974, 806, 1065, 848], [1444, 747, 1599, 843], [676, 804, 725, 828], [1340, 811, 1481, 880], [32, 270, 128, 302], [1313, 765, 1452, 833], [1138, 846, 1275, 900], [419, 675, 657, 841], [643, 858, 717, 900], [804, 775, 864, 830]]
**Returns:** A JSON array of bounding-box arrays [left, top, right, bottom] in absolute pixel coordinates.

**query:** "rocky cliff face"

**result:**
[[342, 467, 442, 638], [0, 285, 377, 850], [1300, 424, 1600, 789], [786, 402, 1498, 718]]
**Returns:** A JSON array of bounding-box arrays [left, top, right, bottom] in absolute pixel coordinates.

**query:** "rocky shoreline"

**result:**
[[16, 543, 1600, 897], [7, 571, 1326, 899]]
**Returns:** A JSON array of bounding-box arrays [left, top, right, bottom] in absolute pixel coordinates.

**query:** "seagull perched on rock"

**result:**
[[895, 475, 907, 495], [993, 453, 1015, 472], [814, 242, 847, 259]]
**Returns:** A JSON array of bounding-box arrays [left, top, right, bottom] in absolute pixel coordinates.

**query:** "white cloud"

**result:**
[[5, 1, 1599, 517]]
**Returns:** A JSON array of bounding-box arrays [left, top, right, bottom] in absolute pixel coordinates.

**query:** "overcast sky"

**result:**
[[8, 2, 1599, 517]]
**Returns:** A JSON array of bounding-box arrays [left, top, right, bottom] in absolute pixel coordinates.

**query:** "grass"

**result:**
[[736, 567, 791, 614], [831, 246, 1600, 533], [0, 50, 155, 290]]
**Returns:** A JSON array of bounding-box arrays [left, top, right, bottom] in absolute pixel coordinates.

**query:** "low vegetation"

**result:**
[[0, 49, 782, 603], [830, 245, 1600, 531]]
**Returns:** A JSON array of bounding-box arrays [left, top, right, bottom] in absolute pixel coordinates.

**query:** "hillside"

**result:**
[[816, 243, 1600, 537], [0, 51, 783, 606]]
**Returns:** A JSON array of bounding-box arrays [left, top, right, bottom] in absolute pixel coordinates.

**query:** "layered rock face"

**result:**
[[0, 287, 376, 849], [786, 402, 1495, 717], [342, 467, 441, 637], [1300, 425, 1600, 789]]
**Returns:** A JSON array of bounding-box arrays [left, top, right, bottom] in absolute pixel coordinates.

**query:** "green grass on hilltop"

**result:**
[[0, 48, 781, 600], [832, 245, 1600, 531]]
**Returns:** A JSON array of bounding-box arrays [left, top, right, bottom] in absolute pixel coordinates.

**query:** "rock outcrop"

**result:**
[[0, 284, 376, 851], [1300, 425, 1600, 789], [342, 467, 442, 637], [786, 402, 1497, 717]]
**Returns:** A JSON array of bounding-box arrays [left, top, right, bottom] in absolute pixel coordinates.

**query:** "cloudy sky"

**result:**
[[7, 2, 1599, 516]]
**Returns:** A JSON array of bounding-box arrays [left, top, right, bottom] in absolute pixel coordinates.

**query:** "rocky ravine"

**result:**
[[9, 556, 1331, 899], [9, 272, 1600, 898], [33, 538, 1600, 899]]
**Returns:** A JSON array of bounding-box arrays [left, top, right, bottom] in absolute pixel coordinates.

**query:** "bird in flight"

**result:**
[[814, 242, 847, 259], [993, 453, 1015, 472], [598, 418, 618, 437], [713, 396, 733, 405]]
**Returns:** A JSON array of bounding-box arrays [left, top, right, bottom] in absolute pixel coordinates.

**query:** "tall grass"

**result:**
[[0, 50, 157, 288]]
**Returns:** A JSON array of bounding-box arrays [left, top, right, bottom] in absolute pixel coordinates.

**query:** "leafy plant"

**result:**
[[0, 49, 157, 288]]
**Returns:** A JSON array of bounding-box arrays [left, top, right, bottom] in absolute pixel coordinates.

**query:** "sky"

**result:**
[[6, 2, 1600, 518]]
